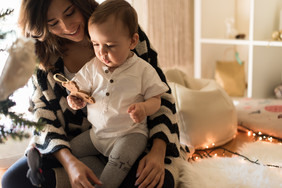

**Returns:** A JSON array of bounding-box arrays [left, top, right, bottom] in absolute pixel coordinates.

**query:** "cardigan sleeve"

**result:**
[[27, 69, 70, 155], [133, 26, 181, 158]]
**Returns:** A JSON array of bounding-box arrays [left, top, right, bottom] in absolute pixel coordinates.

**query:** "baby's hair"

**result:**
[[88, 0, 138, 37]]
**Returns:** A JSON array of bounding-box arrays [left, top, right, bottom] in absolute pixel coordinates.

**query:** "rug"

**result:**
[[177, 141, 282, 188]]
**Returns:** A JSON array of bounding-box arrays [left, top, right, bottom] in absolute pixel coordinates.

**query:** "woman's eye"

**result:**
[[49, 21, 58, 27], [66, 9, 75, 17], [107, 44, 115, 48]]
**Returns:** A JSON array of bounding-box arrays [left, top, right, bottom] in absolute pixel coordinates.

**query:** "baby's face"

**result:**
[[89, 15, 135, 69]]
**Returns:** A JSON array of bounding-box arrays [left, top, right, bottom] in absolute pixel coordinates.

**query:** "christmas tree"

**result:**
[[0, 8, 44, 143], [0, 9, 14, 47]]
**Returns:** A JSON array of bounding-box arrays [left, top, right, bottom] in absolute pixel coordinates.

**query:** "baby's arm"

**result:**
[[67, 95, 87, 110], [127, 94, 162, 123]]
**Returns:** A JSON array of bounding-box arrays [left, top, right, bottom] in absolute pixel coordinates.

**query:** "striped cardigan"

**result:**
[[28, 27, 188, 186]]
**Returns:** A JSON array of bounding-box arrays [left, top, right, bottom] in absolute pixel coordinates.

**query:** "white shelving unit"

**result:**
[[194, 0, 282, 98]]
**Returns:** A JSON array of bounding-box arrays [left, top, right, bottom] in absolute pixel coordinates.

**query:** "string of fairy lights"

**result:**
[[188, 125, 282, 169], [238, 123, 282, 143]]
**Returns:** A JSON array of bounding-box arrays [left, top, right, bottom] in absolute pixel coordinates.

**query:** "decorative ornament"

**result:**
[[0, 37, 37, 101], [272, 31, 280, 40], [274, 83, 282, 99], [225, 17, 238, 39], [26, 147, 45, 187], [53, 73, 95, 104], [271, 30, 282, 41]]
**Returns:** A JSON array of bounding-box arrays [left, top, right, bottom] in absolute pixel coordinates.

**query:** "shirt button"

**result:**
[[106, 92, 110, 96], [105, 69, 109, 73], [110, 79, 114, 83]]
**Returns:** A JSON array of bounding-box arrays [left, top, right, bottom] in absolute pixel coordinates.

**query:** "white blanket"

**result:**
[[177, 141, 282, 188]]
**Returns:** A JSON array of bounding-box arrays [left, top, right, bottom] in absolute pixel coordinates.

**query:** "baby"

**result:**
[[67, 0, 169, 187]]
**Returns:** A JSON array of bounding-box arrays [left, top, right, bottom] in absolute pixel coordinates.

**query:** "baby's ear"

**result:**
[[130, 33, 139, 50]]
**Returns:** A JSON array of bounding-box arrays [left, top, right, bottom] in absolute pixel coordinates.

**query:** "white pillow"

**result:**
[[165, 69, 238, 149]]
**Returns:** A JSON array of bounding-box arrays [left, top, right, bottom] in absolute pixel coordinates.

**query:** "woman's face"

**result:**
[[47, 0, 86, 42]]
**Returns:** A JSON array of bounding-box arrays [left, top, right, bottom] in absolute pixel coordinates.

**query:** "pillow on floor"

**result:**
[[165, 68, 238, 150], [234, 98, 282, 138]]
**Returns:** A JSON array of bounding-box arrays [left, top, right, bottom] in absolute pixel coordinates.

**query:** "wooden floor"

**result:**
[[188, 129, 254, 160], [221, 129, 254, 155]]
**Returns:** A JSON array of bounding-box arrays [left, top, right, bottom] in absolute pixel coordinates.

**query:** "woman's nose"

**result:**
[[59, 19, 73, 32]]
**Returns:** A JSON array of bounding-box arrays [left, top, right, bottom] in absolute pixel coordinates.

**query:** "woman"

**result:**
[[1, 0, 187, 187]]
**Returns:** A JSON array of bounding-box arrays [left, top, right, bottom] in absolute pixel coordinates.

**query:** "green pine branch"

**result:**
[[0, 8, 14, 50], [0, 9, 14, 19], [0, 99, 45, 144]]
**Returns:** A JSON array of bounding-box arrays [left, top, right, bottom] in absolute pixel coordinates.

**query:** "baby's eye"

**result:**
[[106, 44, 115, 48]]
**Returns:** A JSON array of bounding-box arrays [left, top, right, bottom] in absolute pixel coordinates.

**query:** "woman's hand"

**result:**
[[54, 148, 102, 188], [135, 139, 166, 188], [66, 158, 101, 188]]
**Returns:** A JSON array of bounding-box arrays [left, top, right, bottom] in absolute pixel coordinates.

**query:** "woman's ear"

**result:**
[[129, 33, 139, 50]]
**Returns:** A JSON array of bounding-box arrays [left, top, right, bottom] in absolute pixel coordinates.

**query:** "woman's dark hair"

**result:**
[[18, 0, 99, 70]]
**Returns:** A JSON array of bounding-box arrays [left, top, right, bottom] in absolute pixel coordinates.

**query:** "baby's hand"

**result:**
[[67, 95, 87, 110], [127, 103, 146, 123]]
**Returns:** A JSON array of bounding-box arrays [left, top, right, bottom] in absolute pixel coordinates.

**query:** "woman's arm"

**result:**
[[133, 26, 181, 187], [31, 69, 102, 187], [28, 70, 71, 155], [134, 26, 180, 155], [135, 138, 166, 188], [54, 148, 102, 187], [29, 59, 92, 154]]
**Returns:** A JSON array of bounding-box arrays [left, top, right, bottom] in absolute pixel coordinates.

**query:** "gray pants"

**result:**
[[70, 130, 147, 188]]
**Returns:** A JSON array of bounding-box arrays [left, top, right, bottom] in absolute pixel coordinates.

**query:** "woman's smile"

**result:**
[[65, 25, 80, 38]]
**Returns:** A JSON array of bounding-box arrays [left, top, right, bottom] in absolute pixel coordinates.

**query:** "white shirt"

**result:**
[[73, 53, 169, 140]]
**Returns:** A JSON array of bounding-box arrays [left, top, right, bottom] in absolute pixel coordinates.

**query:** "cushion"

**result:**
[[165, 68, 238, 150], [235, 98, 282, 138]]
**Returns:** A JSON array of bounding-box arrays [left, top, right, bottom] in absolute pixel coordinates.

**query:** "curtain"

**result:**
[[133, 0, 194, 75]]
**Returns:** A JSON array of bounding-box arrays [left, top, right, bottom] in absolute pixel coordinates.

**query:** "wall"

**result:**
[[132, 0, 194, 76]]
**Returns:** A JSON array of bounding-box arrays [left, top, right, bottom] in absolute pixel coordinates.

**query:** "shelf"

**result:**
[[201, 38, 282, 47], [200, 39, 250, 45], [252, 41, 282, 47], [194, 0, 282, 98]]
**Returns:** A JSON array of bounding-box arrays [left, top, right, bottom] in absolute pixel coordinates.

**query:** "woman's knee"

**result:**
[[2, 156, 58, 188], [1, 169, 12, 188]]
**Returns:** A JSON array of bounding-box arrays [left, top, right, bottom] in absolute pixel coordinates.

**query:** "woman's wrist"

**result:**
[[53, 148, 77, 170], [151, 138, 166, 158]]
